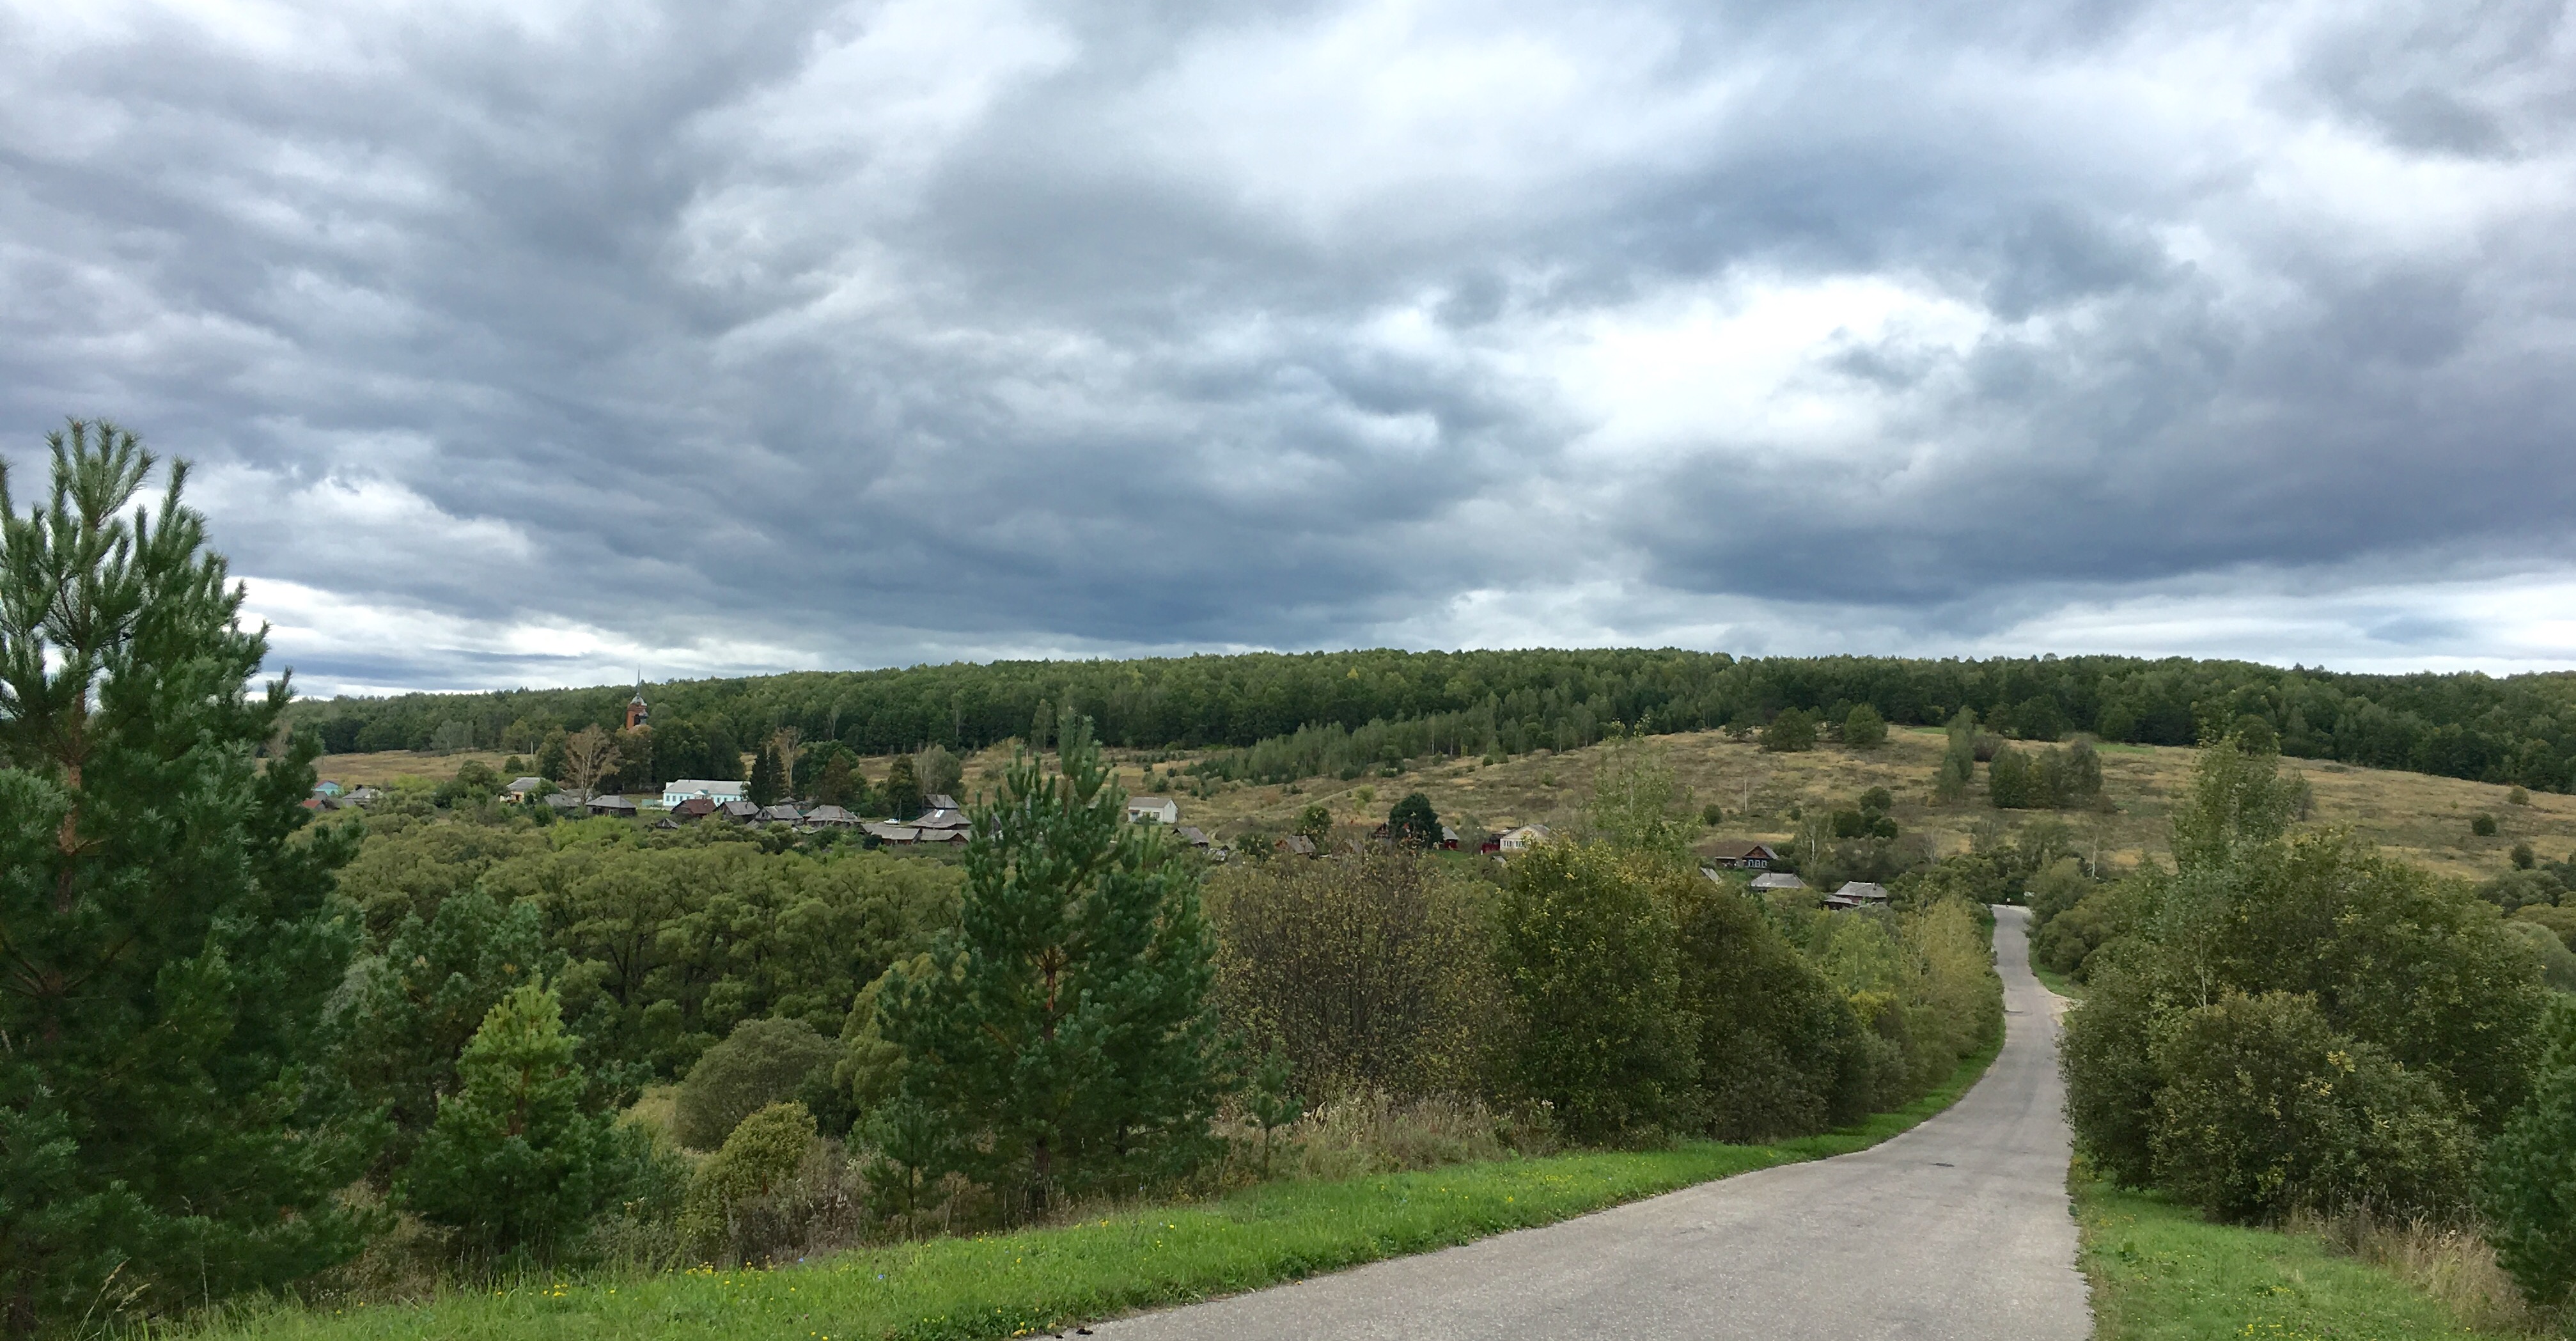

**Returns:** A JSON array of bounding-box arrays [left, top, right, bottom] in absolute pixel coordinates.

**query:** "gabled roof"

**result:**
[[1706, 841, 1780, 861], [803, 804, 857, 826], [1128, 795, 1175, 809], [506, 776, 545, 794], [542, 792, 583, 809], [586, 795, 637, 813], [758, 803, 804, 822], [1279, 835, 1318, 856], [1175, 826, 1210, 845], [1749, 872, 1807, 890], [926, 794, 961, 811], [719, 800, 762, 819], [664, 778, 744, 795], [671, 797, 718, 818], [912, 806, 971, 830]]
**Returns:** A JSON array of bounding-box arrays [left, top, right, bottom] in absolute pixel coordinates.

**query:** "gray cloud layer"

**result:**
[[3, 0, 2572, 693]]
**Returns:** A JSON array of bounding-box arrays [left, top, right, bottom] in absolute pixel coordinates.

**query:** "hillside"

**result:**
[[315, 729, 2572, 882]]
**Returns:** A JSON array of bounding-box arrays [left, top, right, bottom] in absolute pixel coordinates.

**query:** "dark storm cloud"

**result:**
[[1, 0, 2571, 692]]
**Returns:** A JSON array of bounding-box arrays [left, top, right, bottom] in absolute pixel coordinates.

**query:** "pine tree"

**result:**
[[746, 746, 782, 806], [877, 715, 1224, 1218], [881, 755, 923, 820], [336, 890, 561, 1174], [0, 422, 378, 1332], [397, 984, 641, 1266]]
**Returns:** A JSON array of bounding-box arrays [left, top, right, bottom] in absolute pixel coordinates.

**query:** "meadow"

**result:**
[[320, 726, 2574, 884]]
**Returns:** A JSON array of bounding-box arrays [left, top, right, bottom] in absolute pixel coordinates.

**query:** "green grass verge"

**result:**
[[207, 1039, 2003, 1341], [2076, 1179, 2525, 1341], [2029, 962, 2086, 999]]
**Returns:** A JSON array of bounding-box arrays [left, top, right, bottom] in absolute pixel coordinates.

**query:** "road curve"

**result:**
[[1095, 904, 2088, 1341]]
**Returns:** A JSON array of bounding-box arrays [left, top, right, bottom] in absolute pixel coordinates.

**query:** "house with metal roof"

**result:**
[[661, 778, 747, 808]]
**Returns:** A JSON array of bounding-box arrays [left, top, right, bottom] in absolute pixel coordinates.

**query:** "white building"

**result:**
[[1126, 796, 1180, 824], [661, 778, 749, 808], [1497, 823, 1552, 851]]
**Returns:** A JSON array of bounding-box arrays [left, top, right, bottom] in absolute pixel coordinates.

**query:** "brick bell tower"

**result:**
[[625, 675, 650, 730]]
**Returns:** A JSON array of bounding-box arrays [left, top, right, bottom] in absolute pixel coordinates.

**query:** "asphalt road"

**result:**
[[1093, 904, 2089, 1341]]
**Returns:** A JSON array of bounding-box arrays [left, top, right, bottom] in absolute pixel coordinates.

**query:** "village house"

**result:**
[[1705, 841, 1781, 870], [1823, 881, 1891, 910], [586, 794, 638, 818], [1497, 824, 1552, 851], [502, 776, 547, 804], [1749, 871, 1807, 892], [312, 780, 343, 798], [668, 796, 719, 822], [1125, 796, 1180, 824], [661, 778, 747, 808], [912, 796, 971, 836]]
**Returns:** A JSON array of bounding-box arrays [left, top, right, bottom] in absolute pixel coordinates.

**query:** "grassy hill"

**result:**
[[320, 729, 2571, 884], [1098, 726, 2565, 882]]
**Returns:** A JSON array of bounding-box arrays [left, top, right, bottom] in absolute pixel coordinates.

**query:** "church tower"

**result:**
[[625, 677, 650, 730]]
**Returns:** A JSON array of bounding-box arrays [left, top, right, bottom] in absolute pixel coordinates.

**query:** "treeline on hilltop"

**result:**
[[292, 650, 2576, 793]]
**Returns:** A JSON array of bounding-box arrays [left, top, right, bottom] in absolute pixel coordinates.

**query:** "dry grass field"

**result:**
[[1055, 728, 2575, 882], [311, 749, 522, 787], [318, 730, 2575, 883]]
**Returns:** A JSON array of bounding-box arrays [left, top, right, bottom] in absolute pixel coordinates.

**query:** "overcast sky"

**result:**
[[4, 0, 2572, 696]]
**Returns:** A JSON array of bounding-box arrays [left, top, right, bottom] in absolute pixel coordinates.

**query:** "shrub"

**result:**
[[679, 1102, 826, 1264], [2485, 998, 2576, 1307], [2511, 842, 2535, 869], [1208, 849, 1499, 1099], [2033, 886, 2127, 981], [2148, 991, 2477, 1223], [1494, 842, 1696, 1141], [2509, 786, 2531, 806], [399, 984, 650, 1266], [1759, 708, 1816, 753], [2515, 904, 2576, 950], [2473, 813, 2499, 837], [1843, 704, 1887, 749], [1700, 803, 1724, 826], [2501, 920, 2576, 993], [1669, 878, 1866, 1138], [675, 1017, 839, 1151]]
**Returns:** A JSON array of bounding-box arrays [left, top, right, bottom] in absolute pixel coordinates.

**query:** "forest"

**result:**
[[292, 648, 2576, 794]]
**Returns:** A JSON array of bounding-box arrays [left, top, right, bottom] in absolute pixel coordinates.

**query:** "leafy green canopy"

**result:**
[[877, 716, 1225, 1218], [0, 423, 376, 1331], [2059, 733, 2549, 1221]]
